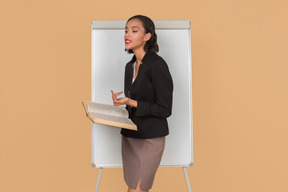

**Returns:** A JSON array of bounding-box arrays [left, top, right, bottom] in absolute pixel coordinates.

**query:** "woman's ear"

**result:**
[[144, 32, 152, 42]]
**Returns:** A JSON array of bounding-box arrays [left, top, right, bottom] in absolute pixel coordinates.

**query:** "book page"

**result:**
[[87, 101, 129, 118]]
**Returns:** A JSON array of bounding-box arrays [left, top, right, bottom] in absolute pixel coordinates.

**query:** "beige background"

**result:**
[[1, 0, 287, 191]]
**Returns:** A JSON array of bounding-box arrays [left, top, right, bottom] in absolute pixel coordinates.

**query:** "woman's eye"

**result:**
[[124, 30, 137, 33]]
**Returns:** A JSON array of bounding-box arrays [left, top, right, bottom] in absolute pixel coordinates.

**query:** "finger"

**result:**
[[111, 90, 117, 103], [113, 100, 121, 106], [115, 91, 123, 97]]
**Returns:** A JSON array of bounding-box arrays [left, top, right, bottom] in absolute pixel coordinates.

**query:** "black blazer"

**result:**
[[121, 51, 173, 139]]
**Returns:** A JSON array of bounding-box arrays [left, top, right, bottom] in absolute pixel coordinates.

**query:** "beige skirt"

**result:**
[[121, 135, 166, 190]]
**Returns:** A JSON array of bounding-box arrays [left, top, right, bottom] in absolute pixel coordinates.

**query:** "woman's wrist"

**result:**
[[128, 98, 138, 108]]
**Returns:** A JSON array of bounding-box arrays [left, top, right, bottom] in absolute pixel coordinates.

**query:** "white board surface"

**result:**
[[91, 20, 193, 167]]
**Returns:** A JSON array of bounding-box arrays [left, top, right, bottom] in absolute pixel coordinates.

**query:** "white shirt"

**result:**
[[132, 61, 137, 83]]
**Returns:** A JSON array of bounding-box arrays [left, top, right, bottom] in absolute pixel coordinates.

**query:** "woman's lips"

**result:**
[[125, 39, 132, 44]]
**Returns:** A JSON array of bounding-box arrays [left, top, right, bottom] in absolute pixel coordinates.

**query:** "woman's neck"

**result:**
[[133, 48, 146, 64]]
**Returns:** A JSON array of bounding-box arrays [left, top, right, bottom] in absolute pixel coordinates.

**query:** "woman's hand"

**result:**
[[111, 90, 138, 107], [111, 90, 129, 106]]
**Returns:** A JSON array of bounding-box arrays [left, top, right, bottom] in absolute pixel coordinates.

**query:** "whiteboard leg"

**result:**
[[183, 167, 192, 192], [95, 167, 103, 192]]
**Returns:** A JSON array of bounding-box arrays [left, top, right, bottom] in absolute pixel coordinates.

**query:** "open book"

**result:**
[[82, 101, 137, 131]]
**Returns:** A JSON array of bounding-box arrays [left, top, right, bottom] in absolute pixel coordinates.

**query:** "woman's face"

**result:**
[[124, 19, 151, 52]]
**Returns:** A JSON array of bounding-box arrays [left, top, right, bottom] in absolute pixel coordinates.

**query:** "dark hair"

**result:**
[[125, 15, 159, 54]]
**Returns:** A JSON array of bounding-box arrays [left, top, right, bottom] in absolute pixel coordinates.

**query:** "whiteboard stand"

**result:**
[[183, 167, 192, 192], [95, 167, 103, 192], [93, 167, 192, 192]]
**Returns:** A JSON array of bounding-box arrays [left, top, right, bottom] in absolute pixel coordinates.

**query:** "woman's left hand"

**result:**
[[111, 90, 129, 106]]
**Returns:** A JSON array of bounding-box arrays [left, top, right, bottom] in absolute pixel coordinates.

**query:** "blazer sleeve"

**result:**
[[135, 59, 173, 118]]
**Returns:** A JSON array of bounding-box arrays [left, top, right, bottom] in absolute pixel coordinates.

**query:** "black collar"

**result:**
[[130, 51, 153, 64]]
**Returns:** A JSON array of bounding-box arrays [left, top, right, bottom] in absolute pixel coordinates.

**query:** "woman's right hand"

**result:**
[[111, 90, 127, 106], [111, 90, 137, 107]]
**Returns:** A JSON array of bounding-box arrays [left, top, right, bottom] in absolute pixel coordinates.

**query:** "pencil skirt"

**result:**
[[121, 135, 166, 190]]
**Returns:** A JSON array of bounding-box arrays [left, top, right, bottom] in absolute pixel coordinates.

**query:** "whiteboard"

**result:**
[[91, 20, 193, 167]]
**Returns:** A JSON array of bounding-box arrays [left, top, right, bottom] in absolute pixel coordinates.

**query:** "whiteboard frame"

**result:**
[[91, 20, 193, 168]]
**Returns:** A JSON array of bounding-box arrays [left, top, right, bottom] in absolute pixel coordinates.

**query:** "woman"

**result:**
[[111, 15, 173, 192]]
